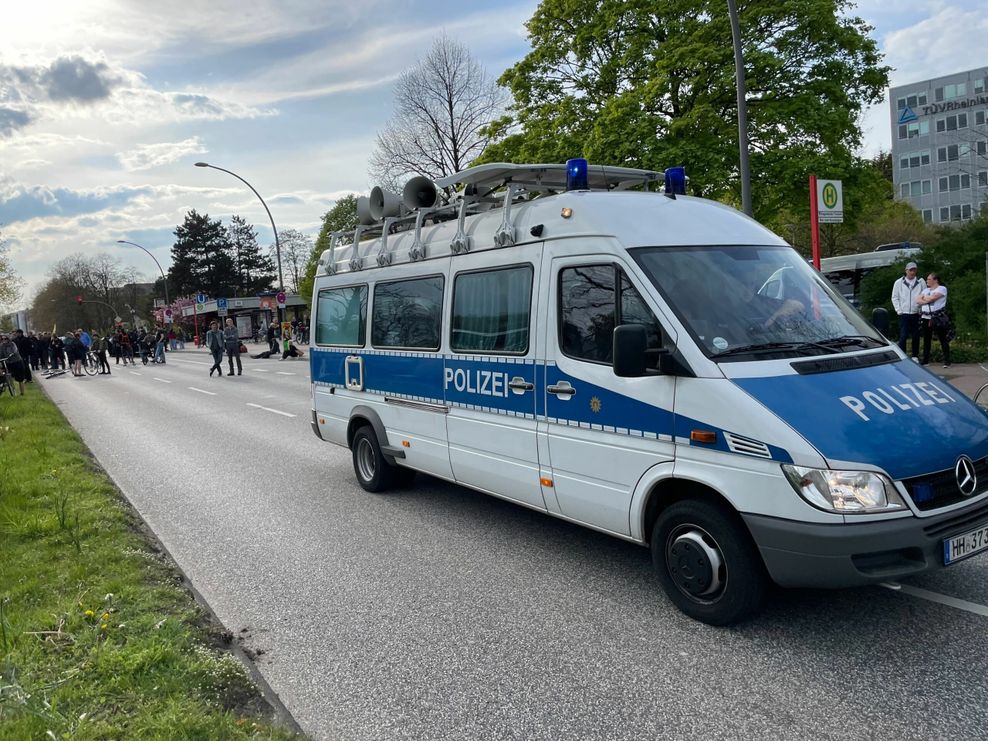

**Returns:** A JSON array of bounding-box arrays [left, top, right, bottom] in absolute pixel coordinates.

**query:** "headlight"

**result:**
[[782, 465, 907, 514]]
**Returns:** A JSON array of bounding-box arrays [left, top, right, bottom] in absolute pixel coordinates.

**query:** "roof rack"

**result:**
[[318, 161, 672, 275]]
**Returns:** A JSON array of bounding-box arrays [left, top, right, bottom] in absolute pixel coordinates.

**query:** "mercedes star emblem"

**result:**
[[955, 455, 978, 497]]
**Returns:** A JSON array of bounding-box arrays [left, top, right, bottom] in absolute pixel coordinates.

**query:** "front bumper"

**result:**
[[744, 498, 988, 588]]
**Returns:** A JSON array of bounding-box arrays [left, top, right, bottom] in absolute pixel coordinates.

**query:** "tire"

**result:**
[[1, 372, 13, 396], [84, 354, 99, 376], [651, 499, 767, 626], [351, 426, 397, 493]]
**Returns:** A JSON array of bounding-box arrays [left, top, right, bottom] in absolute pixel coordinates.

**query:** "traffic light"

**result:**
[[76, 296, 83, 305]]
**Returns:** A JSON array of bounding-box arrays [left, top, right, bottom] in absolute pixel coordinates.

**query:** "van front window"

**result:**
[[633, 245, 886, 361]]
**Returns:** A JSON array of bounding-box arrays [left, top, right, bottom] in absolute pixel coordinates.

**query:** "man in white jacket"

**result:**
[[891, 261, 922, 360]]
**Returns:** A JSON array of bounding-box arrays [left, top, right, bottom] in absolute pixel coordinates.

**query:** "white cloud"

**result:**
[[117, 137, 207, 171], [883, 6, 988, 87]]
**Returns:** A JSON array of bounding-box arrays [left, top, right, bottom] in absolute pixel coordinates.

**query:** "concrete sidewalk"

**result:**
[[935, 363, 988, 400]]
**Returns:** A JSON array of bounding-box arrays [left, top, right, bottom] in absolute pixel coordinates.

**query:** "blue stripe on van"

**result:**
[[311, 348, 791, 463]]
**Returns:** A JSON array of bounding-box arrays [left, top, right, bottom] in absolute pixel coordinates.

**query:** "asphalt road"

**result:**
[[38, 348, 988, 740]]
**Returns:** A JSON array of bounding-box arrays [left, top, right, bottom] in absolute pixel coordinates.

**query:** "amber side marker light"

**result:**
[[402, 440, 411, 448], [540, 477, 554, 487], [690, 430, 717, 444], [560, 207, 573, 219]]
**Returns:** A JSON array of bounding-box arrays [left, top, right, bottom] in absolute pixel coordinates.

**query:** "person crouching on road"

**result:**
[[223, 318, 242, 376], [206, 321, 225, 377], [891, 261, 922, 361]]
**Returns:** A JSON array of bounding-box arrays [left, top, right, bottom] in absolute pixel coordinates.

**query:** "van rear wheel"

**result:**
[[651, 500, 767, 626], [351, 426, 398, 493]]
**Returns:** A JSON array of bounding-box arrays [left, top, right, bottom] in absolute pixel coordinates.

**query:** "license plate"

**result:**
[[944, 522, 988, 565]]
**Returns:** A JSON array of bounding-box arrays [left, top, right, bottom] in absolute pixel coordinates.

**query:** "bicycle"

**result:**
[[974, 365, 988, 412], [84, 350, 100, 376], [0, 358, 15, 397]]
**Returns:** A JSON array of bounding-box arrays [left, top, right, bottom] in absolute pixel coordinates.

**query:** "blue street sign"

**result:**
[[196, 293, 207, 304], [217, 297, 228, 309]]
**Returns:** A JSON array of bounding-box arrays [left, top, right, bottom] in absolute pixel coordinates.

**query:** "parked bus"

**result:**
[[820, 245, 921, 306]]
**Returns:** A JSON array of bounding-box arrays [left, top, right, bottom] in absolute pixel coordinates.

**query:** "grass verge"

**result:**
[[0, 384, 301, 739]]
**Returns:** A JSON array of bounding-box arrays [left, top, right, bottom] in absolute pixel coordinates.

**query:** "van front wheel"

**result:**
[[351, 426, 396, 493], [651, 500, 767, 626]]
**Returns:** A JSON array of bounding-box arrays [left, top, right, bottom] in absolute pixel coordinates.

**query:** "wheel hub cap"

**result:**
[[668, 530, 723, 599]]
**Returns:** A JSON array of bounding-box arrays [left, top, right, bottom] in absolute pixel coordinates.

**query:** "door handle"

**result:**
[[547, 381, 576, 397], [508, 376, 534, 392]]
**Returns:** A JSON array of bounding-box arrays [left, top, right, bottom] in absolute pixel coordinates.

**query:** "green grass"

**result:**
[[0, 385, 301, 740]]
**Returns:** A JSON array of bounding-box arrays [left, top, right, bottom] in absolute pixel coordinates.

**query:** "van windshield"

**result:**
[[632, 245, 887, 361]]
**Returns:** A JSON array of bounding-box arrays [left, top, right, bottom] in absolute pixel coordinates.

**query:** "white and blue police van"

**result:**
[[308, 160, 988, 625]]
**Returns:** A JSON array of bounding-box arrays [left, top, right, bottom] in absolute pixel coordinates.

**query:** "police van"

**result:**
[[308, 160, 988, 625]]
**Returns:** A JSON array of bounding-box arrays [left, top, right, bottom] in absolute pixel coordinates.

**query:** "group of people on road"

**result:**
[[891, 261, 952, 367], [205, 318, 245, 377]]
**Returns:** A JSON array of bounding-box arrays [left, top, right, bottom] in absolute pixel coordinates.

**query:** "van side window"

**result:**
[[560, 265, 662, 364], [451, 265, 533, 354], [315, 285, 366, 346], [372, 275, 444, 350]]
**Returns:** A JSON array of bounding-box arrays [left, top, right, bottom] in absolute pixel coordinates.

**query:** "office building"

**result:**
[[890, 66, 988, 225]]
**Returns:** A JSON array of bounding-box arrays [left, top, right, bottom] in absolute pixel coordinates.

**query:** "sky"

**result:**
[[1, 0, 985, 306]]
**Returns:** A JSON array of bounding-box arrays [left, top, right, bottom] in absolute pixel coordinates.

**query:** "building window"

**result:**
[[935, 87, 944, 103], [978, 141, 987, 157], [371, 275, 444, 350], [900, 183, 909, 197], [962, 204, 972, 220], [977, 110, 986, 126], [940, 206, 950, 222], [451, 265, 533, 354], [939, 177, 947, 193], [897, 93, 928, 110], [943, 174, 971, 192], [898, 121, 928, 139], [979, 172, 988, 188], [937, 113, 969, 132], [315, 285, 367, 346], [938, 144, 970, 162], [976, 78, 986, 94], [922, 209, 933, 224], [923, 180, 932, 195], [950, 205, 962, 221]]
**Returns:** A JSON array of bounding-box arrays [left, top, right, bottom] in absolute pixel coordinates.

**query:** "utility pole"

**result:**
[[727, 0, 752, 216]]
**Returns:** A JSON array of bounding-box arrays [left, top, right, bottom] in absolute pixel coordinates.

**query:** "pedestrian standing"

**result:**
[[176, 326, 186, 349], [50, 334, 64, 369], [0, 333, 27, 395], [205, 321, 225, 377], [12, 330, 33, 383], [27, 331, 40, 371], [38, 332, 50, 370], [94, 332, 111, 374], [67, 332, 84, 376], [891, 261, 923, 361], [154, 327, 167, 364], [223, 318, 242, 376], [917, 272, 951, 368]]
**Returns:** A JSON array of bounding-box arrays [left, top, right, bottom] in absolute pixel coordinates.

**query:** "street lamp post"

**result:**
[[727, 0, 753, 217], [194, 161, 285, 341], [117, 240, 169, 307]]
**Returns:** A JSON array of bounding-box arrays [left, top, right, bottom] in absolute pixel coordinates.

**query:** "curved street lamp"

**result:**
[[117, 239, 169, 306], [194, 161, 284, 325]]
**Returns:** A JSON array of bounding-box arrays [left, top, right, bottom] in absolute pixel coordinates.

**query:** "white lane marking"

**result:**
[[275, 371, 295, 375], [172, 358, 213, 366], [188, 386, 217, 396], [252, 368, 270, 373], [880, 582, 988, 617], [130, 371, 143, 376], [153, 377, 171, 384], [246, 402, 296, 418]]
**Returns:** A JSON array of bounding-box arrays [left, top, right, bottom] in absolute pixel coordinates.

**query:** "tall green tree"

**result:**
[[167, 210, 235, 299], [297, 195, 359, 302], [482, 0, 889, 222], [0, 227, 21, 310], [227, 215, 276, 295]]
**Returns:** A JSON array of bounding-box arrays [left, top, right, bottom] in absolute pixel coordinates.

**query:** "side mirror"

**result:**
[[613, 324, 648, 377], [872, 307, 890, 336]]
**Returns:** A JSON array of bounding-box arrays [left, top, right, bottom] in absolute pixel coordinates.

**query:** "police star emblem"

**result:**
[[590, 396, 602, 414]]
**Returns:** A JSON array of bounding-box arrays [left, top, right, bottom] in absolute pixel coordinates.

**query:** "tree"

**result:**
[[30, 253, 145, 331], [227, 215, 276, 295], [275, 229, 313, 295], [167, 210, 235, 298], [482, 0, 889, 223], [369, 35, 505, 189], [0, 227, 21, 310], [297, 195, 359, 302]]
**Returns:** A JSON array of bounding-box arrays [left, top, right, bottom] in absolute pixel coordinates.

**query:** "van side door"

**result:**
[[444, 246, 545, 510], [543, 255, 676, 536]]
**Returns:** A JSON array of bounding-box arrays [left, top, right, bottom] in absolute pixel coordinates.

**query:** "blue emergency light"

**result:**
[[566, 158, 589, 191], [664, 167, 686, 195]]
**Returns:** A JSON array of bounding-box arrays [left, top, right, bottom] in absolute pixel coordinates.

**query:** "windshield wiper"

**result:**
[[814, 335, 885, 349], [710, 341, 837, 359]]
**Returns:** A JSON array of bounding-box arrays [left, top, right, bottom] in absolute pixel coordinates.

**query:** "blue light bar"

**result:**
[[566, 158, 589, 191], [664, 167, 686, 195]]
